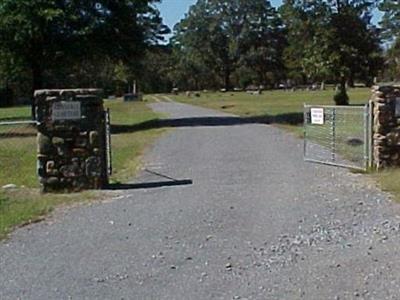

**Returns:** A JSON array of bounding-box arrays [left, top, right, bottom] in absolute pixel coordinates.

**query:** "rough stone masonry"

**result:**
[[35, 89, 108, 192], [371, 84, 400, 169]]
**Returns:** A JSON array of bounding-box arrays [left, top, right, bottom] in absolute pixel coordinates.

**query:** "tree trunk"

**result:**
[[334, 75, 349, 106], [365, 77, 374, 88], [31, 62, 44, 120], [347, 74, 354, 88], [224, 68, 231, 91], [340, 75, 346, 91], [259, 71, 267, 88]]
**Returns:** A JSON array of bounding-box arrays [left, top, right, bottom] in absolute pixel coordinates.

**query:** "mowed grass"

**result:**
[[0, 105, 31, 121], [0, 106, 37, 188], [171, 88, 370, 135], [0, 189, 97, 240], [0, 99, 164, 239], [374, 169, 400, 203], [169, 88, 400, 202], [0, 135, 37, 187], [105, 99, 166, 182]]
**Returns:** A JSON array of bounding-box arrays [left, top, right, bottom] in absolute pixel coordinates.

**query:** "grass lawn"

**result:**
[[0, 106, 37, 188], [171, 88, 370, 135], [105, 99, 166, 182], [374, 169, 400, 203], [0, 189, 96, 240], [0, 105, 32, 121], [168, 88, 400, 202], [0, 99, 164, 239]]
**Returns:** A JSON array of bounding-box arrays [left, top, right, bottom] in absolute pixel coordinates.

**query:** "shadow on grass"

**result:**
[[111, 112, 303, 134], [0, 132, 36, 139]]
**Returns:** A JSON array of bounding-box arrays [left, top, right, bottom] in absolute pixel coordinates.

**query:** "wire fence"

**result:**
[[0, 103, 372, 190], [304, 104, 371, 171], [0, 120, 38, 188]]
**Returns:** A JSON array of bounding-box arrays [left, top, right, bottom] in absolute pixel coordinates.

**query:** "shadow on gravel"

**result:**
[[105, 179, 193, 190], [111, 113, 303, 134]]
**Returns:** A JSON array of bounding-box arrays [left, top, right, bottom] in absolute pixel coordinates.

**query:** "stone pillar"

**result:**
[[371, 84, 400, 170], [35, 89, 108, 192]]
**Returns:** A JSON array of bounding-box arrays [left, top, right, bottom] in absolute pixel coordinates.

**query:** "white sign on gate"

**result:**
[[311, 108, 324, 125], [52, 101, 81, 121]]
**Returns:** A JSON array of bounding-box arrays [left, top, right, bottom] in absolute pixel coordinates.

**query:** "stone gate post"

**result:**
[[35, 89, 108, 192], [371, 84, 400, 169]]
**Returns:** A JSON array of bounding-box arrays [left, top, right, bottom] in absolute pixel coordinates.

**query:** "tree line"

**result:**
[[1, 0, 400, 106], [0, 0, 169, 106]]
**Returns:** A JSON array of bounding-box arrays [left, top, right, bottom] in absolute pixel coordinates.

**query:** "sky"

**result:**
[[157, 0, 282, 33], [156, 0, 382, 37]]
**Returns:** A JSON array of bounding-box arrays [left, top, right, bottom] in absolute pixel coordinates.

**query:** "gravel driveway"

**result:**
[[1, 101, 400, 300]]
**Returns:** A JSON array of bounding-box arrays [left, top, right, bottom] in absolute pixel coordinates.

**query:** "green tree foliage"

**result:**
[[281, 0, 381, 93], [172, 0, 285, 90], [383, 40, 400, 81], [334, 85, 350, 105], [0, 0, 168, 99], [329, 1, 382, 87], [380, 0, 400, 41], [139, 46, 174, 93], [380, 0, 400, 81], [0, 0, 391, 102], [280, 0, 332, 84]]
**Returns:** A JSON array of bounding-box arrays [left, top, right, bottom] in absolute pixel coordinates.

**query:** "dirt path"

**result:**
[[1, 101, 400, 299]]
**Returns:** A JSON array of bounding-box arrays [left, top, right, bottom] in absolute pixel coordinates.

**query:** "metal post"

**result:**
[[303, 104, 308, 161], [363, 104, 369, 171], [331, 108, 336, 162], [105, 108, 112, 176], [368, 100, 374, 169]]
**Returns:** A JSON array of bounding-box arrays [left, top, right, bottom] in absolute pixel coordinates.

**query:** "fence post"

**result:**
[[368, 100, 374, 169], [35, 89, 108, 192], [363, 104, 370, 170], [303, 104, 307, 161], [331, 107, 336, 162], [105, 108, 112, 177]]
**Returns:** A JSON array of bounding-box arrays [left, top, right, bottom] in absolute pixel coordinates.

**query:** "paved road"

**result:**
[[1, 101, 400, 300]]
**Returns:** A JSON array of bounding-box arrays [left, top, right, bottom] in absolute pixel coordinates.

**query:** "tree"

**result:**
[[328, 1, 382, 88], [0, 0, 168, 96], [380, 39, 400, 81], [380, 0, 400, 81], [380, 0, 400, 41], [139, 46, 175, 93], [280, 0, 332, 85], [172, 0, 285, 90], [280, 0, 382, 102], [235, 1, 286, 86]]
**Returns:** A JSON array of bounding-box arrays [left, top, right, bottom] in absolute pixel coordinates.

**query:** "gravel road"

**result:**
[[1, 101, 400, 300]]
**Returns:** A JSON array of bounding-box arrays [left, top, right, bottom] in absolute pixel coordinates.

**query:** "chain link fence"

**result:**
[[0, 120, 38, 188], [304, 104, 371, 171]]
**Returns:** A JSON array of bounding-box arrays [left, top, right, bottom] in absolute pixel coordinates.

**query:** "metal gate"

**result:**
[[105, 108, 112, 177], [304, 104, 372, 171]]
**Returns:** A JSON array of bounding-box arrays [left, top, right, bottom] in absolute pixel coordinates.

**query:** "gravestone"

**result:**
[[35, 89, 109, 192]]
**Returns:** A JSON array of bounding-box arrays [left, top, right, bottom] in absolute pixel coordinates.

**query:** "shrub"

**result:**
[[0, 87, 13, 107], [333, 87, 349, 105]]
